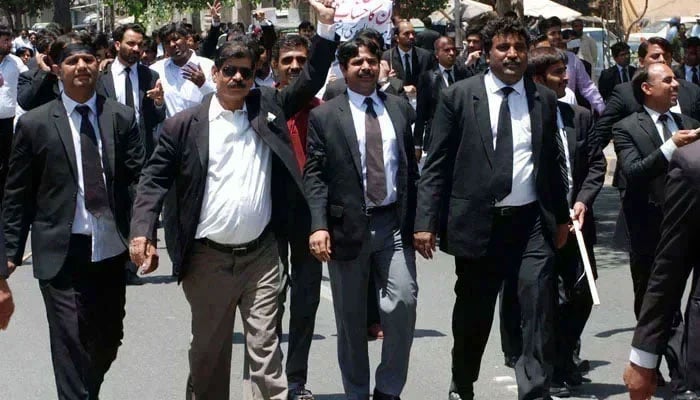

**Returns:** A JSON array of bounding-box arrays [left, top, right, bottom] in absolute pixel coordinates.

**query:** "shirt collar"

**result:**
[[439, 64, 453, 74], [687, 64, 698, 73], [166, 51, 196, 69], [112, 58, 135, 75], [484, 71, 524, 96], [62, 92, 98, 118], [643, 105, 672, 123], [398, 47, 413, 59], [347, 87, 381, 109], [209, 94, 248, 121]]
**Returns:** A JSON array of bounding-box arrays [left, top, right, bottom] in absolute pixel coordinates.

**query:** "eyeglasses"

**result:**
[[220, 65, 254, 80]]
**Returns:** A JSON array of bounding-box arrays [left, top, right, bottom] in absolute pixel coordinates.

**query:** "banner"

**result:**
[[333, 0, 393, 43]]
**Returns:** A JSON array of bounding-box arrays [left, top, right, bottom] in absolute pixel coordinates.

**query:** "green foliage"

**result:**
[[1, 0, 53, 18], [395, 0, 449, 20], [107, 0, 243, 25]]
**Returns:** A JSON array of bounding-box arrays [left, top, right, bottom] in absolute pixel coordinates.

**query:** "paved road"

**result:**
[[0, 185, 679, 399]]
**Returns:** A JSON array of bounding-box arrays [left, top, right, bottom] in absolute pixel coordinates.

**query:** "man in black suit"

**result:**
[[304, 35, 419, 400], [529, 46, 607, 396], [673, 36, 700, 85], [457, 28, 488, 76], [0, 224, 13, 331], [128, 2, 337, 398], [598, 42, 635, 101], [415, 17, 440, 51], [613, 63, 700, 395], [414, 17, 570, 400], [623, 140, 700, 400], [3, 43, 145, 399], [381, 20, 434, 87], [96, 23, 166, 157], [414, 36, 469, 161]]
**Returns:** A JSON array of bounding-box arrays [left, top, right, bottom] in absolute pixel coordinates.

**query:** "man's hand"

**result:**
[[129, 237, 159, 275], [147, 79, 165, 106], [207, 0, 222, 24], [465, 50, 481, 66], [379, 60, 391, 81], [571, 202, 587, 229], [414, 149, 422, 162], [623, 362, 657, 400], [309, 230, 332, 262], [0, 279, 14, 330], [98, 58, 114, 72], [672, 129, 699, 147], [555, 223, 569, 249], [308, 0, 336, 25], [182, 63, 206, 87], [403, 85, 417, 95], [413, 231, 436, 259], [37, 53, 52, 72]]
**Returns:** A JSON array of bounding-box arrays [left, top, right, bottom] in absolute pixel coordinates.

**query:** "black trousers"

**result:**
[[0, 117, 15, 201], [40, 235, 127, 400], [685, 269, 700, 392], [452, 204, 556, 400]]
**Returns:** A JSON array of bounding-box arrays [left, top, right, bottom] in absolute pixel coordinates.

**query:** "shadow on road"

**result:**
[[571, 382, 629, 399], [232, 332, 327, 344], [138, 275, 178, 285], [594, 327, 635, 338], [313, 394, 347, 400], [414, 328, 447, 338]]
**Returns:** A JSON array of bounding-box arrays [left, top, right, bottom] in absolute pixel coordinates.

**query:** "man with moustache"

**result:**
[[3, 43, 145, 399], [304, 35, 419, 400], [414, 17, 570, 400], [458, 27, 487, 76], [613, 63, 700, 398], [269, 33, 323, 400], [129, 1, 338, 398]]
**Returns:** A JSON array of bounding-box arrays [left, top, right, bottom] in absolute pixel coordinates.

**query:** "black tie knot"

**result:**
[[501, 86, 514, 97], [76, 104, 90, 118], [445, 69, 452, 74], [364, 97, 375, 112], [658, 113, 670, 123], [124, 66, 131, 74]]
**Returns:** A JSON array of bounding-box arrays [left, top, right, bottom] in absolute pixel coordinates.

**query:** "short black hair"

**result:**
[[632, 66, 652, 105], [298, 21, 314, 31], [113, 23, 146, 42], [465, 27, 483, 40], [356, 27, 385, 50], [482, 17, 531, 53], [159, 22, 191, 42], [638, 37, 672, 60], [433, 36, 454, 53], [610, 41, 630, 57], [0, 26, 12, 39], [15, 46, 34, 58], [538, 17, 562, 35], [337, 36, 382, 69], [271, 34, 309, 62], [527, 46, 567, 78], [215, 38, 258, 68], [685, 36, 700, 49]]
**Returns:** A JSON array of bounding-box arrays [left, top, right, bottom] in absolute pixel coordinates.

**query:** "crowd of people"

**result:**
[[1, 1, 700, 399]]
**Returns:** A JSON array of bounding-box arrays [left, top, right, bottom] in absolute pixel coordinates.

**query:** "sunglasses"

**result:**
[[220, 65, 254, 79]]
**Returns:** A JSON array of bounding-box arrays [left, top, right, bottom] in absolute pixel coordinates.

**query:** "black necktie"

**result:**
[[76, 105, 110, 218], [124, 66, 135, 109], [445, 69, 454, 85], [658, 113, 673, 141], [692, 66, 699, 85], [555, 118, 570, 196], [404, 52, 412, 83], [491, 87, 514, 201], [621, 67, 629, 83], [364, 97, 386, 205]]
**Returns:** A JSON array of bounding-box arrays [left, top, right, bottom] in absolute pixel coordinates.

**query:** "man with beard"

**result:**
[[457, 27, 488, 76], [129, 1, 338, 398], [269, 33, 323, 400], [382, 20, 434, 88]]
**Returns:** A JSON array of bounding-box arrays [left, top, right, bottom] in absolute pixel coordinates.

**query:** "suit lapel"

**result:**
[[393, 48, 406, 80], [96, 96, 116, 178], [100, 68, 116, 98], [137, 65, 151, 106], [639, 112, 663, 147], [558, 104, 577, 169], [193, 97, 211, 172], [474, 77, 494, 167], [339, 92, 363, 181], [52, 100, 78, 183], [525, 79, 543, 172]]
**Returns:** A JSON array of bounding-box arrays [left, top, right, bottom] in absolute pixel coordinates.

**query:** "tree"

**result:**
[[0, 0, 52, 30], [53, 0, 72, 31], [394, 0, 449, 20]]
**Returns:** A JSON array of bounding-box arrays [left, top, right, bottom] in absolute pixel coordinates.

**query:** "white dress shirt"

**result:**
[[62, 93, 126, 262], [149, 51, 216, 117], [484, 72, 537, 207], [110, 59, 140, 120], [254, 67, 276, 88], [195, 95, 272, 245], [0, 54, 28, 118], [398, 47, 413, 73], [438, 64, 454, 87], [556, 106, 574, 204], [643, 106, 679, 161], [560, 87, 578, 106], [347, 88, 399, 207]]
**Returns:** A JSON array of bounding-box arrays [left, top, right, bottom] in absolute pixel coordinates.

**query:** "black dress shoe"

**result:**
[[549, 382, 571, 398], [575, 358, 590, 373], [125, 269, 144, 285], [504, 355, 519, 368], [373, 388, 400, 400]]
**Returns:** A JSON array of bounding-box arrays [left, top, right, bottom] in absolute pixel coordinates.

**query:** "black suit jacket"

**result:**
[[3, 95, 144, 280], [613, 111, 700, 255], [597, 65, 635, 102], [129, 34, 337, 278], [414, 65, 469, 150], [415, 28, 440, 51], [304, 91, 418, 260], [96, 62, 166, 156], [415, 75, 569, 258], [381, 46, 434, 86], [322, 77, 405, 102], [558, 102, 606, 245], [17, 67, 60, 111], [592, 79, 700, 189], [0, 224, 7, 279], [632, 140, 700, 356]]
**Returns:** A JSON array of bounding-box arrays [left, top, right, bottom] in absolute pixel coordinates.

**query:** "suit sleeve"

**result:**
[[17, 68, 52, 111], [632, 154, 698, 354], [3, 118, 36, 265], [123, 111, 146, 186], [0, 226, 7, 279], [303, 112, 329, 233], [130, 118, 181, 242], [613, 121, 669, 186], [413, 71, 431, 149], [198, 23, 221, 59], [575, 110, 606, 207], [597, 70, 613, 102], [592, 86, 627, 149], [544, 96, 570, 225], [415, 89, 455, 233]]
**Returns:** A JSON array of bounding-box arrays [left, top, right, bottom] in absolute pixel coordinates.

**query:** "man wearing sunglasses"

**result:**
[[128, 1, 338, 399]]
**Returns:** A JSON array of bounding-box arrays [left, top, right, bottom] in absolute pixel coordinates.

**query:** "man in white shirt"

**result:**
[[11, 29, 32, 53], [129, 1, 338, 398], [0, 27, 28, 200], [613, 63, 700, 396]]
